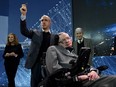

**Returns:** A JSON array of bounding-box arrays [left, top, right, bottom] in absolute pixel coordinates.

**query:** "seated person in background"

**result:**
[[73, 27, 94, 65], [46, 32, 116, 87]]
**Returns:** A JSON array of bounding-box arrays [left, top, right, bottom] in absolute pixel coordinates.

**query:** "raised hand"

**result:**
[[20, 4, 27, 16]]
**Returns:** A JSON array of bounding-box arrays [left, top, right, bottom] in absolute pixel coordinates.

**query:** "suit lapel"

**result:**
[[74, 38, 86, 55], [50, 34, 55, 45], [84, 38, 88, 47], [32, 31, 43, 44], [73, 41, 77, 55]]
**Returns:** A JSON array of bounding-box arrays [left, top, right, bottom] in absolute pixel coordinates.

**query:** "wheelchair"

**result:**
[[38, 65, 108, 87], [38, 47, 108, 87]]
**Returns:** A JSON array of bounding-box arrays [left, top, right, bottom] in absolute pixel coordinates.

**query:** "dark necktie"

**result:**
[[79, 40, 81, 44]]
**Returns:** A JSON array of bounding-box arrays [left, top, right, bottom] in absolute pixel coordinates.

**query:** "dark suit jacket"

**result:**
[[73, 38, 94, 65], [20, 20, 55, 69]]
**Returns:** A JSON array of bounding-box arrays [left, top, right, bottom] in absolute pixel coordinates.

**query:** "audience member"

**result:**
[[3, 33, 24, 87]]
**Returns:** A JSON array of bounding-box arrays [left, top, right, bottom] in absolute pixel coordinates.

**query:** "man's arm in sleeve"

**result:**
[[46, 46, 62, 74]]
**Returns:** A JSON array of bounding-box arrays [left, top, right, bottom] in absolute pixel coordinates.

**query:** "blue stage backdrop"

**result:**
[[0, 0, 72, 86], [1, 0, 116, 87]]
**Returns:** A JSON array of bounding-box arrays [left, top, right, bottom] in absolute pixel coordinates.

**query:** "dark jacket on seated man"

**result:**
[[40, 32, 116, 87]]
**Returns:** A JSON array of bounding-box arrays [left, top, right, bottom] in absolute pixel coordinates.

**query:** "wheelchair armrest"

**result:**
[[97, 65, 108, 74]]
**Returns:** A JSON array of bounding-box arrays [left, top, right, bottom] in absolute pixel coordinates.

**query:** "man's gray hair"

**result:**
[[75, 27, 83, 33], [58, 32, 66, 36]]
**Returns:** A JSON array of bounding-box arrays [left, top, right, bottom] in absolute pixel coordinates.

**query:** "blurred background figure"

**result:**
[[2, 33, 24, 87], [113, 36, 116, 55], [73, 27, 94, 65], [110, 37, 116, 55]]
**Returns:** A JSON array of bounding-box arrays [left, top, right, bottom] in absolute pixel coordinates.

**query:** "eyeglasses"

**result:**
[[59, 37, 71, 43]]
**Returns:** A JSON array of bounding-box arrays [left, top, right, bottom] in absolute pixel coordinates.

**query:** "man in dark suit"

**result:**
[[73, 27, 94, 65], [45, 32, 116, 87], [20, 4, 55, 87]]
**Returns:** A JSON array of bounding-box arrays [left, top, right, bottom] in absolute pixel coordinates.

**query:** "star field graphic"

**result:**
[[92, 24, 116, 56]]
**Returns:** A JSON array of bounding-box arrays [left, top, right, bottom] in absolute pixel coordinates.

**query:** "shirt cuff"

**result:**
[[75, 76, 79, 81], [21, 14, 26, 21]]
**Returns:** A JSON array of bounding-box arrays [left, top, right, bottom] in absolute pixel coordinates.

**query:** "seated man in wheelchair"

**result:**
[[39, 32, 116, 87]]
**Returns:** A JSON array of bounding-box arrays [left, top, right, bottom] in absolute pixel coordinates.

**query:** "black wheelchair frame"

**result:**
[[38, 47, 108, 87]]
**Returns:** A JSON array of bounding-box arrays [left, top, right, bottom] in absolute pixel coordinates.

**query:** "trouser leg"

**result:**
[[31, 63, 42, 87]]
